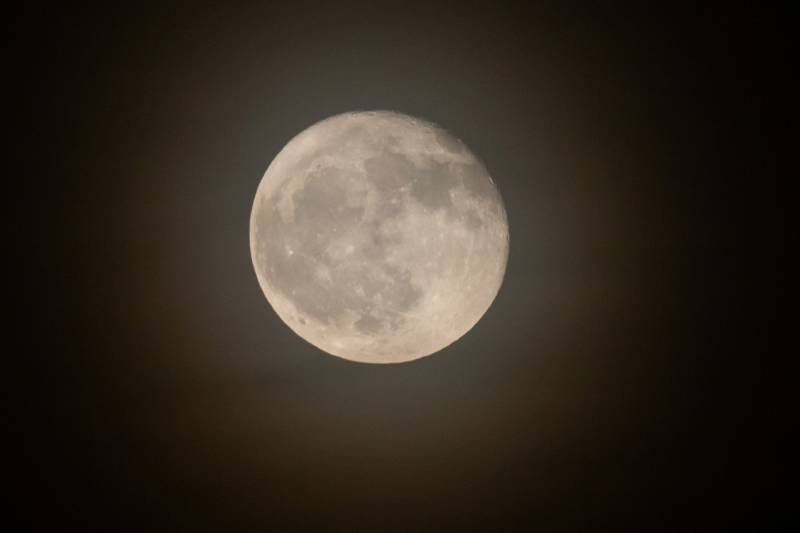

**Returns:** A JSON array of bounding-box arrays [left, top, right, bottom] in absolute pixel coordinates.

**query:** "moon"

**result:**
[[250, 111, 509, 363]]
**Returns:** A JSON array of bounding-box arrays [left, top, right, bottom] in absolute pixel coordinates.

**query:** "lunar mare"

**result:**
[[250, 111, 508, 363]]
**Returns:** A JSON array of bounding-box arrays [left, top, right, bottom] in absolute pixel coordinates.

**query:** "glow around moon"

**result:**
[[250, 111, 509, 363]]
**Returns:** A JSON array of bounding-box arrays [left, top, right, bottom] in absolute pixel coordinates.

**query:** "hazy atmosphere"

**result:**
[[24, 3, 768, 531]]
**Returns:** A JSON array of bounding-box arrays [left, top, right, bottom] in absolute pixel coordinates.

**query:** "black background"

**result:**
[[24, 2, 770, 531]]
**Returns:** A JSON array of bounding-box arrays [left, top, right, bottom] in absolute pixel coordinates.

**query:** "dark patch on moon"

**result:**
[[355, 314, 383, 334], [409, 159, 457, 210], [464, 208, 484, 230], [365, 152, 457, 211], [364, 152, 416, 191]]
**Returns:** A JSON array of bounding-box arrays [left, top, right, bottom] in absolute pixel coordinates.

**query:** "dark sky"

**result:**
[[24, 2, 769, 531]]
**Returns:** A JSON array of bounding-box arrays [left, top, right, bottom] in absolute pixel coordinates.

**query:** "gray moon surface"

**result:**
[[250, 111, 509, 363]]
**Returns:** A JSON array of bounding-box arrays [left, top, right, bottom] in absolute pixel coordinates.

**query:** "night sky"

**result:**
[[25, 3, 769, 531]]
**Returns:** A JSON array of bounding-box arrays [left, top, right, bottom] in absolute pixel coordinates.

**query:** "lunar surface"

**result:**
[[250, 111, 508, 363]]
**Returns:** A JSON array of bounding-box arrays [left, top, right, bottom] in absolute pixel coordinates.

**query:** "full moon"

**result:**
[[250, 111, 509, 363]]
